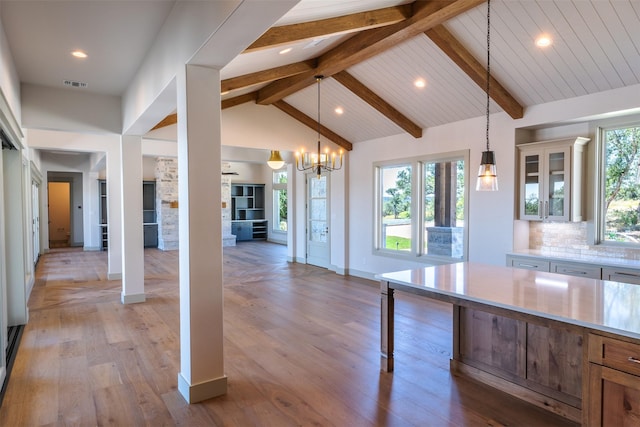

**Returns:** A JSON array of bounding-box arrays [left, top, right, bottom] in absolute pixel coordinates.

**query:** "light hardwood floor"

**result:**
[[0, 242, 577, 426]]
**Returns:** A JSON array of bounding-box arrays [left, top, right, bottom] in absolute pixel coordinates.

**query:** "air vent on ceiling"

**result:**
[[63, 80, 88, 89]]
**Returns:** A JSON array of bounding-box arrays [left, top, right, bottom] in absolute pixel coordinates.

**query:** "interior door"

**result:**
[[32, 181, 40, 263], [306, 172, 330, 268], [47, 182, 71, 247]]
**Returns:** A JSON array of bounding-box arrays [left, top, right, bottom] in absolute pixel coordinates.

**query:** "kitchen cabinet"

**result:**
[[588, 335, 640, 426], [518, 137, 589, 222], [457, 307, 583, 416], [507, 254, 550, 272], [602, 266, 640, 285], [550, 261, 602, 279], [508, 254, 640, 285]]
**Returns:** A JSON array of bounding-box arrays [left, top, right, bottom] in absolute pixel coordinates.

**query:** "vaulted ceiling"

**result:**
[[160, 0, 640, 150], [3, 0, 640, 151]]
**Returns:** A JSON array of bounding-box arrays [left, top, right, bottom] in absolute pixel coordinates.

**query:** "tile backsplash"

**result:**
[[529, 221, 640, 260]]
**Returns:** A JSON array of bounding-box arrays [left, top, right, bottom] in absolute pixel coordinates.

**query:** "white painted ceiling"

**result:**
[[2, 0, 640, 145]]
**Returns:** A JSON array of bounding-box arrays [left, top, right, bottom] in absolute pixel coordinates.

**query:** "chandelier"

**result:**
[[476, 0, 498, 191], [295, 75, 344, 179]]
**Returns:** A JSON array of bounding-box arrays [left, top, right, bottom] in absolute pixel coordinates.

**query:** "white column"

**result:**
[[107, 143, 123, 279], [176, 64, 226, 403], [120, 136, 145, 304]]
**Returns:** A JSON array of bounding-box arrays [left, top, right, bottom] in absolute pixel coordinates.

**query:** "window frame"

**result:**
[[373, 150, 469, 263]]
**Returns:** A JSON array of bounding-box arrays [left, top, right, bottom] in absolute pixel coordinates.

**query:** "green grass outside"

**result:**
[[385, 236, 411, 250]]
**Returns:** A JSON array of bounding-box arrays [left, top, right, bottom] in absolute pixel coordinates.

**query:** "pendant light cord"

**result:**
[[317, 75, 322, 155], [485, 0, 491, 152]]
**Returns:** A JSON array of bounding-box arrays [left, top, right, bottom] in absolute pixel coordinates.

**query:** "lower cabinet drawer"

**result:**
[[589, 334, 640, 376], [507, 256, 550, 271], [550, 262, 601, 279], [602, 267, 640, 285]]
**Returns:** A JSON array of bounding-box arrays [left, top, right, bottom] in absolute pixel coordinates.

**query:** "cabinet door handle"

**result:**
[[562, 270, 586, 275], [518, 263, 538, 269], [628, 357, 640, 364], [539, 201, 543, 219], [615, 272, 640, 278], [544, 200, 549, 218]]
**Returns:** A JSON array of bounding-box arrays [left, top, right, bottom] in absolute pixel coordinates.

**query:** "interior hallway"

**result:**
[[0, 242, 575, 426]]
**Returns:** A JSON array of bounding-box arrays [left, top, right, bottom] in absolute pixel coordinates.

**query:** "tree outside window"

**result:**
[[602, 125, 640, 243], [273, 171, 288, 232], [375, 151, 468, 262], [381, 165, 412, 251]]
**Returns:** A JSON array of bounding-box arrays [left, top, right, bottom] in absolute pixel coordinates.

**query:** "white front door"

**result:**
[[306, 172, 330, 268]]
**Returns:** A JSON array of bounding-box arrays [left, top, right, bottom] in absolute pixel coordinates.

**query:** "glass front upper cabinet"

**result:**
[[518, 137, 590, 222]]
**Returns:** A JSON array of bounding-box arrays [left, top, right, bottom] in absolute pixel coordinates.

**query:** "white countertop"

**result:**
[[378, 262, 640, 341], [509, 249, 640, 270]]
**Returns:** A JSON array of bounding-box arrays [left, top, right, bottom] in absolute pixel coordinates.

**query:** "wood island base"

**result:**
[[379, 263, 640, 426]]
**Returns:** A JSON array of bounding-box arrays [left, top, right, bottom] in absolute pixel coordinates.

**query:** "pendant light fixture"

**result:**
[[267, 150, 285, 169], [476, 0, 498, 191], [295, 75, 344, 179]]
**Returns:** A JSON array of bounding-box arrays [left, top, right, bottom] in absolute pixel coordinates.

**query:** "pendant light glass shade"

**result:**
[[475, 0, 499, 192], [267, 150, 285, 169], [476, 150, 498, 191]]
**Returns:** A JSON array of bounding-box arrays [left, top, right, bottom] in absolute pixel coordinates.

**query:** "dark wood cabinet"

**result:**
[[454, 307, 584, 423], [588, 334, 640, 426]]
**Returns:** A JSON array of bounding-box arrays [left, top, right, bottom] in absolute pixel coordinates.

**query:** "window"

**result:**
[[375, 151, 468, 262], [380, 165, 412, 251], [423, 157, 465, 259], [273, 170, 288, 232], [599, 124, 640, 244]]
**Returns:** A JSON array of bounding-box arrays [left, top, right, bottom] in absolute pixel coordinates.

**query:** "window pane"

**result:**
[[272, 170, 288, 232], [603, 126, 640, 243], [274, 171, 287, 184], [274, 189, 287, 231], [423, 159, 464, 259], [381, 165, 412, 251]]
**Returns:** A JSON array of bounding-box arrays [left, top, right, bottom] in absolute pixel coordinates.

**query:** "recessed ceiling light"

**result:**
[[334, 106, 344, 115], [279, 47, 292, 55], [71, 50, 88, 59], [414, 78, 426, 89], [535, 35, 552, 48]]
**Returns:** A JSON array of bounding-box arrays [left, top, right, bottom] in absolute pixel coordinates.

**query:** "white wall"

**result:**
[[346, 83, 640, 278], [21, 84, 121, 134]]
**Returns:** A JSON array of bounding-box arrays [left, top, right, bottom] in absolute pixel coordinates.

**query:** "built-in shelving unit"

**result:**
[[231, 183, 267, 241], [98, 180, 158, 249]]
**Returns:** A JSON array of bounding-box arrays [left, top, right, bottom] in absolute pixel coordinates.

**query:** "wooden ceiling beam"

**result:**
[[221, 60, 315, 93], [150, 113, 177, 131], [151, 92, 258, 130], [332, 71, 422, 138], [222, 92, 258, 110], [425, 25, 524, 119], [257, 0, 485, 105], [245, 5, 412, 52], [272, 100, 353, 152]]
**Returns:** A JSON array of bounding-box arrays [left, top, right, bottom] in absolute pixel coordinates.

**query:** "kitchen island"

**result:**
[[379, 262, 640, 426]]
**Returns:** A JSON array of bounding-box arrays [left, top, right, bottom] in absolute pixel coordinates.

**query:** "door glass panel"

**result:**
[[548, 152, 565, 217], [309, 176, 327, 243], [524, 154, 540, 216], [310, 220, 327, 243], [311, 177, 326, 198]]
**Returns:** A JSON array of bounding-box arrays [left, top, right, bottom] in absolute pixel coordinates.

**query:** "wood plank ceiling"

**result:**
[[153, 0, 640, 151]]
